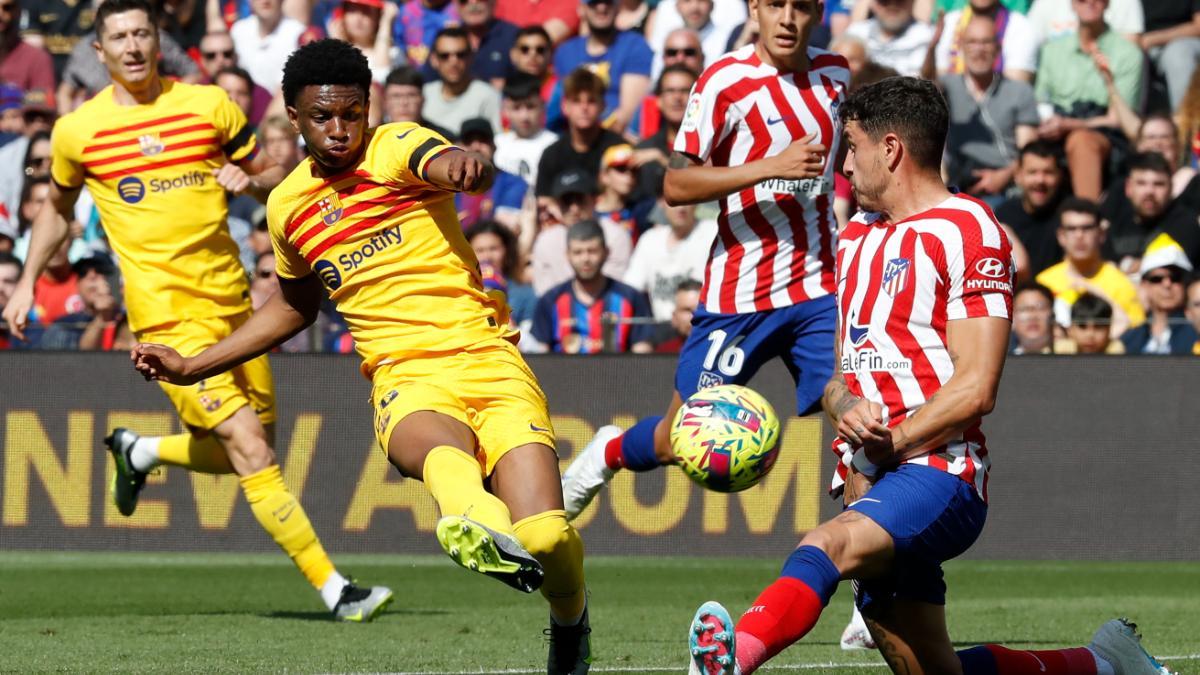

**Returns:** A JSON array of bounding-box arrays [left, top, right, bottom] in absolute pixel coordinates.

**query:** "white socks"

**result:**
[[319, 571, 349, 610], [129, 436, 162, 473]]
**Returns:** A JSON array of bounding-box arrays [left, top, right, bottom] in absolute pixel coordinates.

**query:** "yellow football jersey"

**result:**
[[50, 79, 256, 333], [267, 122, 513, 376]]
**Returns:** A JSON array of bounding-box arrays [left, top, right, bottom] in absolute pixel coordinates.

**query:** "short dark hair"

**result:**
[[567, 219, 606, 246], [848, 61, 899, 93], [384, 65, 424, 89], [502, 73, 542, 101], [281, 39, 372, 108], [95, 0, 158, 37], [1056, 196, 1101, 225], [676, 278, 703, 293], [0, 251, 21, 274], [562, 67, 606, 101], [1126, 151, 1172, 177], [839, 76, 948, 169], [465, 220, 519, 278], [1071, 292, 1112, 325], [1018, 138, 1062, 165], [514, 25, 551, 45], [213, 66, 253, 91], [1014, 281, 1053, 305], [656, 64, 698, 95], [433, 26, 470, 52]]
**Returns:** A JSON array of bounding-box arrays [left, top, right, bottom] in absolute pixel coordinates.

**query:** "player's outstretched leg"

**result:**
[[105, 428, 234, 516], [688, 601, 738, 675], [561, 410, 673, 519], [955, 619, 1177, 675]]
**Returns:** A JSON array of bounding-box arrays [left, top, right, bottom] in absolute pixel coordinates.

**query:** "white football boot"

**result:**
[[840, 605, 876, 650], [561, 425, 622, 520], [1089, 618, 1177, 675]]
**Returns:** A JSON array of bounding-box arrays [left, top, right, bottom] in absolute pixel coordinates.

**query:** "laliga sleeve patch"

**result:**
[[681, 93, 703, 133]]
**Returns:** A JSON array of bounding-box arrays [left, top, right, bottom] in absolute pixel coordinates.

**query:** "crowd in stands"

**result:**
[[1, 0, 1199, 355]]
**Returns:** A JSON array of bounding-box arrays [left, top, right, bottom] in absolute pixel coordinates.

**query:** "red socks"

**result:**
[[958, 644, 1099, 674], [733, 577, 826, 674], [603, 434, 624, 471]]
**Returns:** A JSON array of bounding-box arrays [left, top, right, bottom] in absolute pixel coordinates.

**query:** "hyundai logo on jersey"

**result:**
[[117, 176, 146, 204]]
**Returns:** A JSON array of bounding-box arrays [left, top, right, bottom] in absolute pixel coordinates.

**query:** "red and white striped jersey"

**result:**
[[829, 194, 1014, 501], [675, 44, 849, 315]]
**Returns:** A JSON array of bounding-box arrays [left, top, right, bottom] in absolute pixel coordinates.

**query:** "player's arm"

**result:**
[[213, 149, 287, 204], [1, 180, 80, 340], [662, 137, 827, 206], [423, 149, 495, 195], [863, 316, 1011, 464], [132, 275, 324, 385]]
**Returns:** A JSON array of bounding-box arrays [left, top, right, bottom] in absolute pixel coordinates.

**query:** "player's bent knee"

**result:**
[[512, 510, 580, 561]]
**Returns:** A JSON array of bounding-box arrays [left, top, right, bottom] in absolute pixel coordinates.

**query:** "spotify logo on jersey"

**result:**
[[118, 176, 146, 204], [314, 260, 342, 291]]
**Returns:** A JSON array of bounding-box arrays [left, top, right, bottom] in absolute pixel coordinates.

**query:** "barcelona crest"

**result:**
[[882, 257, 911, 297], [138, 133, 164, 156], [318, 193, 343, 225]]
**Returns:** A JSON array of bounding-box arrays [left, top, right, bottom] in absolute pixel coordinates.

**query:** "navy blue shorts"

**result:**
[[674, 295, 836, 415], [848, 464, 987, 610]]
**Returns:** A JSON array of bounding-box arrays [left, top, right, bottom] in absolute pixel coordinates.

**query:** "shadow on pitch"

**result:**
[[259, 608, 451, 622]]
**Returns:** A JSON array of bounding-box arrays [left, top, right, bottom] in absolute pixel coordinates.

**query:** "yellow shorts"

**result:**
[[138, 312, 276, 431], [371, 338, 555, 477]]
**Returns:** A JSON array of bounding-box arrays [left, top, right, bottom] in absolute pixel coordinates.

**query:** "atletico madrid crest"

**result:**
[[882, 257, 911, 297], [318, 193, 343, 225]]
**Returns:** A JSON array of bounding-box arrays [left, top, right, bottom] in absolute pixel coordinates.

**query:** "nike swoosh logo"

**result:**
[[396, 129, 415, 141], [848, 497, 882, 507], [529, 423, 550, 432], [767, 116, 794, 126], [277, 505, 296, 522]]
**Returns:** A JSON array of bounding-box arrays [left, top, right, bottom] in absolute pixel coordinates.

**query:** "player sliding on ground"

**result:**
[[685, 77, 1176, 675], [129, 38, 591, 675], [1, 0, 391, 623], [558, 0, 874, 648]]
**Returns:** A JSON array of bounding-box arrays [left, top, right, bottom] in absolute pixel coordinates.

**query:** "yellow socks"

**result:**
[[154, 433, 235, 474], [423, 445, 515, 535], [514, 510, 587, 624], [240, 464, 335, 590]]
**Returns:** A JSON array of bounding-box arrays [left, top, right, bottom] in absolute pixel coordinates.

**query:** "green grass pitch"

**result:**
[[1, 553, 1196, 674]]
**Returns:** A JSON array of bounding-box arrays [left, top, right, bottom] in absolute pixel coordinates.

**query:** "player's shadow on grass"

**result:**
[[261, 608, 451, 621]]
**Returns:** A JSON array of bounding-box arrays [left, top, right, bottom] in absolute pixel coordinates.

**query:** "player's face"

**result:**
[[1015, 153, 1061, 211], [470, 231, 507, 270], [95, 10, 160, 89], [1125, 169, 1170, 220], [751, 0, 821, 63], [842, 121, 890, 213], [1056, 211, 1103, 262], [384, 84, 422, 122], [659, 71, 696, 127], [289, 84, 369, 174], [503, 95, 544, 138], [567, 236, 607, 281]]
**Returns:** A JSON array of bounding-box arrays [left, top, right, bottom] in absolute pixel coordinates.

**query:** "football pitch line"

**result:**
[[379, 653, 1200, 674]]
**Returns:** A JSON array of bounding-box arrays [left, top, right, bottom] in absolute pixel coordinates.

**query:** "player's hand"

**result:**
[[213, 163, 253, 195], [1, 283, 34, 341], [836, 397, 889, 448], [967, 167, 1011, 195], [771, 134, 828, 180], [446, 151, 491, 193], [131, 342, 198, 385]]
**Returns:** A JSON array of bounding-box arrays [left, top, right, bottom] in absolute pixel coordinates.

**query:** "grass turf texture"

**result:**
[[0, 553, 1196, 674]]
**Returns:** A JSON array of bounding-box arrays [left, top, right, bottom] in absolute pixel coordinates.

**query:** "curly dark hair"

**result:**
[[839, 76, 948, 170], [281, 39, 372, 108]]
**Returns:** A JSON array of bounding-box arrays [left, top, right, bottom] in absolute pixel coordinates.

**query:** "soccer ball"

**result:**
[[670, 385, 781, 493]]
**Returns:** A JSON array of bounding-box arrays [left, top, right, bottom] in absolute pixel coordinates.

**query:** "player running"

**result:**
[[129, 39, 591, 675], [685, 77, 1176, 675], [1, 0, 391, 622]]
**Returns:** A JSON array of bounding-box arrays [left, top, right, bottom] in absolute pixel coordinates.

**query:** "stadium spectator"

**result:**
[[0, 250, 22, 348], [1102, 152, 1198, 270], [1133, 114, 1197, 198], [995, 140, 1067, 278], [214, 66, 256, 121], [394, 0, 458, 68], [328, 0, 397, 84], [381, 66, 455, 140], [1026, 0, 1144, 43], [1180, 70, 1200, 170], [453, 0, 519, 88], [830, 34, 868, 79], [455, 117, 498, 227], [1010, 281, 1056, 354], [11, 174, 50, 258], [0, 1, 55, 104], [553, 0, 653, 133], [654, 278, 702, 353], [933, 0, 1038, 83], [594, 144, 648, 238], [651, 0, 749, 56], [531, 219, 654, 354], [198, 31, 273, 125], [660, 28, 706, 76], [1120, 238, 1197, 354], [20, 0, 96, 79], [493, 0, 578, 44], [844, 0, 935, 77], [229, 0, 307, 94], [467, 219, 537, 330], [634, 64, 697, 197], [58, 29, 201, 114], [531, 167, 632, 294], [1035, 0, 1144, 201], [259, 114, 303, 173], [30, 237, 81, 327], [38, 254, 127, 351], [1186, 275, 1200, 354], [623, 199, 716, 322], [536, 69, 626, 201], [493, 74, 555, 215], [422, 27, 502, 136], [0, 203, 13, 253], [940, 13, 1038, 203], [650, 0, 734, 81], [1136, 0, 1200, 111], [0, 84, 20, 135], [508, 26, 556, 102], [1037, 197, 1144, 334], [249, 250, 314, 352], [1058, 291, 1124, 353]]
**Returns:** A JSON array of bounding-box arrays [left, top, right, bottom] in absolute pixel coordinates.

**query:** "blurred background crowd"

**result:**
[[0, 0, 1198, 356]]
